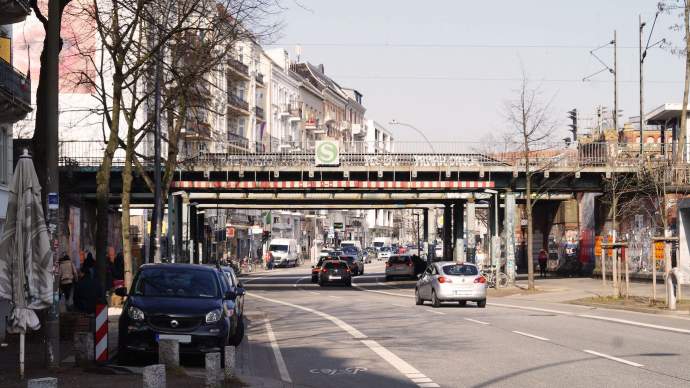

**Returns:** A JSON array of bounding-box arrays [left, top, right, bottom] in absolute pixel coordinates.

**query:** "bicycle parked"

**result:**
[[480, 266, 509, 288]]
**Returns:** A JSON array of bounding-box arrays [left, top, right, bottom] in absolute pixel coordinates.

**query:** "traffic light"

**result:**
[[567, 108, 578, 141]]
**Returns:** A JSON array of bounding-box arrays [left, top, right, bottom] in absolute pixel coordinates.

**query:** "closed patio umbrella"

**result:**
[[0, 150, 54, 377]]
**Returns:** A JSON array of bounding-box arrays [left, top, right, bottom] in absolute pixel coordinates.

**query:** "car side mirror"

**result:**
[[114, 287, 127, 297], [237, 281, 244, 289], [235, 287, 246, 296]]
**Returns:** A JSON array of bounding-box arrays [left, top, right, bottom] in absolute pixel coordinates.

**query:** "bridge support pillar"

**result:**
[[443, 204, 452, 259], [423, 208, 429, 243], [453, 201, 464, 261]]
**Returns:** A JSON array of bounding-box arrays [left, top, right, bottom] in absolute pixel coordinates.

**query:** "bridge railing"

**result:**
[[57, 139, 675, 170]]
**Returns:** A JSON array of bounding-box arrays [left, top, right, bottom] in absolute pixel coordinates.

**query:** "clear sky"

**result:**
[[268, 0, 686, 143]]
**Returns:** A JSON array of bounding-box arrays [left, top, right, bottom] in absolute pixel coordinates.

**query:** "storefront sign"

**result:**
[[315, 141, 339, 166], [654, 241, 665, 260], [594, 236, 602, 257]]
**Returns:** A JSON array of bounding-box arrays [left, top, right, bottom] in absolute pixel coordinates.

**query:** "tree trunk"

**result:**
[[611, 195, 620, 298], [524, 132, 535, 291], [31, 25, 52, 212], [121, 125, 135, 289], [678, 3, 690, 174], [95, 80, 122, 290]]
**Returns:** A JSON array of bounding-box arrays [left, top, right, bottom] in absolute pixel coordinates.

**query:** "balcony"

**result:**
[[255, 73, 264, 86], [227, 58, 250, 80], [0, 0, 31, 24], [183, 121, 212, 140], [227, 93, 250, 115], [227, 131, 249, 150], [0, 58, 32, 123], [255, 106, 265, 121]]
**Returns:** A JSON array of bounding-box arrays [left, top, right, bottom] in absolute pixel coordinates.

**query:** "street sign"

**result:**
[[251, 226, 263, 235], [594, 236, 602, 257], [226, 226, 235, 239], [48, 192, 59, 210], [654, 241, 664, 260], [315, 140, 340, 166], [606, 235, 613, 257], [334, 222, 344, 230]]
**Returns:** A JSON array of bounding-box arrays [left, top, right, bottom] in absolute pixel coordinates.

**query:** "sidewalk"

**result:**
[[506, 275, 690, 316]]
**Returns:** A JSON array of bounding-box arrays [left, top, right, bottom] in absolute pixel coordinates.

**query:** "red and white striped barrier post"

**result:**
[[95, 304, 108, 362]]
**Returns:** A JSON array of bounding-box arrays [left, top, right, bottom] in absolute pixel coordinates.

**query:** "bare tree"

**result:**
[[504, 72, 558, 291]]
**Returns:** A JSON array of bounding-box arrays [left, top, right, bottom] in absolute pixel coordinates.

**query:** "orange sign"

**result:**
[[594, 236, 603, 256], [226, 226, 236, 239], [606, 235, 613, 257], [654, 241, 664, 260]]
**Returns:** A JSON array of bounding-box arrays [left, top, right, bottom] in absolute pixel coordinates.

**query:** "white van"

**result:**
[[372, 237, 392, 251], [268, 238, 301, 267]]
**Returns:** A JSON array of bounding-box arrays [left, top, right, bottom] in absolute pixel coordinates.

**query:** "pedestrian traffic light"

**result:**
[[567, 109, 578, 141]]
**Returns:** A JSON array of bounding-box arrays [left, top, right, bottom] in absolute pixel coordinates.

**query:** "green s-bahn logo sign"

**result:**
[[315, 140, 340, 166]]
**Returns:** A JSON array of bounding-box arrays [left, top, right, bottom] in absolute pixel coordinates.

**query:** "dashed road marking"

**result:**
[[489, 302, 574, 316], [264, 319, 292, 383], [512, 330, 550, 341], [427, 309, 445, 315], [583, 349, 644, 367], [293, 276, 311, 288], [464, 318, 490, 325], [329, 295, 343, 299]]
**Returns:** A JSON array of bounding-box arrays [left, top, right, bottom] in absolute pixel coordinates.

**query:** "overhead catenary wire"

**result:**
[[325, 75, 679, 84]]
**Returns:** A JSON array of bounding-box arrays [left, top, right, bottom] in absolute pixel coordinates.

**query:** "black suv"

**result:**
[[117, 264, 244, 362]]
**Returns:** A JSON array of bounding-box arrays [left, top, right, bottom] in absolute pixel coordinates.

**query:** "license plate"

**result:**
[[330, 276, 342, 280], [454, 290, 471, 295], [156, 334, 192, 343]]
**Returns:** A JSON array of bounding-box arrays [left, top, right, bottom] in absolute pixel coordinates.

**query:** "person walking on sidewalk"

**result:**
[[73, 256, 106, 314], [538, 249, 548, 278], [58, 254, 78, 307]]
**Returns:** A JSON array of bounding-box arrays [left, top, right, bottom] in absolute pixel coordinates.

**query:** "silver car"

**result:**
[[415, 262, 487, 308], [385, 255, 415, 280]]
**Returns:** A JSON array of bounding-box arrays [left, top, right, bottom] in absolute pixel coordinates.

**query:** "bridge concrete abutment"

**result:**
[[453, 201, 464, 260], [443, 204, 452, 259]]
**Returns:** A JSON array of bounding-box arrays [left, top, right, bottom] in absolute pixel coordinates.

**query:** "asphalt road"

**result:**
[[236, 262, 690, 388]]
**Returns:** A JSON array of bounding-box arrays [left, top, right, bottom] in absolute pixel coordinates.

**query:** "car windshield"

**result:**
[[373, 242, 384, 247], [442, 264, 479, 276], [133, 268, 219, 298], [342, 246, 358, 254], [340, 256, 355, 263], [270, 244, 289, 252], [389, 256, 410, 264]]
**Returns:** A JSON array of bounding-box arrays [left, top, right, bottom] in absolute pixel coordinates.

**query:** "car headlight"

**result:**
[[205, 309, 223, 323], [127, 306, 145, 321]]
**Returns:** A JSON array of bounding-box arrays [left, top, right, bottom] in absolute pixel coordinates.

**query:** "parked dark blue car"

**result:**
[[117, 263, 244, 363]]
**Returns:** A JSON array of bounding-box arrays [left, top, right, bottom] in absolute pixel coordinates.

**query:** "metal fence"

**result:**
[[58, 139, 674, 171]]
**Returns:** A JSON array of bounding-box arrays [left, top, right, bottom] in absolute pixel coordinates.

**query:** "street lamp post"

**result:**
[[485, 189, 499, 288], [389, 119, 436, 153]]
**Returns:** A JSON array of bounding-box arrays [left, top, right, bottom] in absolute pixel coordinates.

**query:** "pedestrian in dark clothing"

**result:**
[[112, 252, 125, 287], [538, 249, 548, 278], [58, 254, 78, 304], [73, 257, 106, 314]]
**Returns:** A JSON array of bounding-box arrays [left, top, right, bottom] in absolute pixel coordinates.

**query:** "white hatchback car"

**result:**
[[415, 262, 487, 308]]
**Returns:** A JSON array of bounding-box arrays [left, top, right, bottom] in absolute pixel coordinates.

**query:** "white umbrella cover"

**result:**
[[0, 151, 53, 334]]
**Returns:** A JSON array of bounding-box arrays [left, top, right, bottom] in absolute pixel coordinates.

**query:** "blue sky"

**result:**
[[267, 0, 686, 143]]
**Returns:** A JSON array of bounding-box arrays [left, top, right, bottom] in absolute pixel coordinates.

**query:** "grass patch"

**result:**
[[570, 295, 690, 313]]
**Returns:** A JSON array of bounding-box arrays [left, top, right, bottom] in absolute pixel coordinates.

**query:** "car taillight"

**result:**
[[474, 276, 486, 284], [346, 268, 351, 272], [322, 268, 327, 273], [438, 276, 452, 283]]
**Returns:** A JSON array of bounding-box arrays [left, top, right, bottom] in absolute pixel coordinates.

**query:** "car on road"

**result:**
[[415, 262, 487, 308], [385, 255, 416, 280], [339, 255, 364, 276], [311, 256, 337, 282], [318, 260, 352, 287], [378, 246, 392, 261], [117, 264, 245, 364], [217, 266, 245, 317]]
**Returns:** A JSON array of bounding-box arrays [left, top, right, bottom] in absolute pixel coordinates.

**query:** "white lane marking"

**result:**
[[329, 296, 343, 299], [293, 276, 311, 288], [249, 292, 441, 387], [512, 330, 550, 341], [489, 302, 574, 316], [577, 314, 690, 335], [361, 339, 422, 375], [406, 373, 427, 379], [418, 383, 441, 388], [412, 377, 434, 383], [242, 275, 269, 284], [264, 319, 292, 383], [583, 349, 644, 367], [308, 291, 321, 295], [391, 303, 406, 308], [248, 292, 367, 339], [464, 318, 490, 325], [427, 309, 445, 315]]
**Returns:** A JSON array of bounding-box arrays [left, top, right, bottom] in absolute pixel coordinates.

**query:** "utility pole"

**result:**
[[44, 0, 61, 369], [614, 30, 618, 134], [639, 15, 645, 155]]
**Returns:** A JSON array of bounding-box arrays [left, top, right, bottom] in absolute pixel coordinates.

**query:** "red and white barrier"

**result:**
[[95, 304, 108, 362]]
